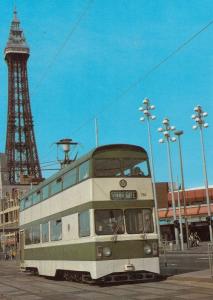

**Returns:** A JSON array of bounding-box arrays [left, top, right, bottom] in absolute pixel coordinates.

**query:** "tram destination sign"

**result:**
[[110, 190, 137, 200]]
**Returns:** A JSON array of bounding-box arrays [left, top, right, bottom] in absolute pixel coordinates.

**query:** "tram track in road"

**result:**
[[0, 261, 213, 300]]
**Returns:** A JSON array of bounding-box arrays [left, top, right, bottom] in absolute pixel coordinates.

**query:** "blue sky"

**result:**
[[0, 0, 212, 188]]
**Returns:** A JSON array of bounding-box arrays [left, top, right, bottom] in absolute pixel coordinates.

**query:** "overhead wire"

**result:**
[[70, 20, 213, 136]]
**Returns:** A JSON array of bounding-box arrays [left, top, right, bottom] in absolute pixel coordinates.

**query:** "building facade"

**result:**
[[158, 185, 213, 241]]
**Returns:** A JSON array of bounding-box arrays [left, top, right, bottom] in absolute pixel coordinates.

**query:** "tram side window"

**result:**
[[20, 199, 25, 211], [32, 191, 41, 205], [41, 222, 49, 243], [32, 224, 41, 244], [50, 178, 62, 196], [125, 208, 153, 234], [63, 168, 77, 190], [79, 210, 90, 237], [50, 219, 62, 241], [79, 161, 89, 181], [42, 185, 49, 200], [25, 227, 32, 245], [25, 196, 32, 209]]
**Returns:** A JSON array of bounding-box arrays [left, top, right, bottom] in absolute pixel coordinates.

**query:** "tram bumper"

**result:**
[[91, 257, 160, 280]]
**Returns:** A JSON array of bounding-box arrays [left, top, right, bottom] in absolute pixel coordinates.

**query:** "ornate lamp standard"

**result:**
[[158, 118, 180, 249], [191, 105, 212, 242], [139, 98, 160, 242]]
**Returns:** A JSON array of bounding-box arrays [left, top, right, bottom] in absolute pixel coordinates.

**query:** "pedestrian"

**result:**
[[194, 232, 200, 247], [189, 232, 194, 247]]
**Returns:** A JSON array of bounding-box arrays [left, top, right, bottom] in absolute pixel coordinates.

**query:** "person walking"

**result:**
[[194, 232, 200, 247], [189, 232, 194, 247]]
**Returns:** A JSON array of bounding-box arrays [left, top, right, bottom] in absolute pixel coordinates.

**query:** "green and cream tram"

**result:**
[[19, 144, 159, 283]]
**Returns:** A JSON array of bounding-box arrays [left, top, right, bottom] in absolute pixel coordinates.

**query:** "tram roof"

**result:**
[[24, 144, 147, 197]]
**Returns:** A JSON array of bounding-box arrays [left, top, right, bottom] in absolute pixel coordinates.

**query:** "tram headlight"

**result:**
[[144, 244, 152, 255], [103, 247, 112, 257], [97, 246, 112, 258]]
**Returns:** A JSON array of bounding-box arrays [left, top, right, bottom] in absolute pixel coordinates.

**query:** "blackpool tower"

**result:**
[[5, 10, 42, 184]]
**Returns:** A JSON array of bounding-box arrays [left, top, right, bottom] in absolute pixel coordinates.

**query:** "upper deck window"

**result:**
[[94, 159, 121, 177], [79, 161, 89, 181], [94, 158, 150, 177], [123, 159, 149, 177], [63, 168, 77, 189], [20, 199, 25, 211], [32, 191, 41, 205], [25, 196, 32, 209], [42, 185, 49, 200], [50, 178, 62, 196]]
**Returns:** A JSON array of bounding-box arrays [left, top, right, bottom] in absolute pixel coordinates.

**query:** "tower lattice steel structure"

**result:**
[[5, 10, 42, 184]]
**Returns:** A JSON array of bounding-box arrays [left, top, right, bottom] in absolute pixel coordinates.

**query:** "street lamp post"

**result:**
[[158, 118, 180, 249], [174, 130, 190, 249], [191, 105, 213, 242], [139, 98, 161, 243]]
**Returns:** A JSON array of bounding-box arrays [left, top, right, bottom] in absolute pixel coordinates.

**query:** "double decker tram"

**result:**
[[19, 144, 160, 283]]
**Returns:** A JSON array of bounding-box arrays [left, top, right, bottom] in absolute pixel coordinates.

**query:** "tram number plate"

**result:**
[[110, 190, 137, 200]]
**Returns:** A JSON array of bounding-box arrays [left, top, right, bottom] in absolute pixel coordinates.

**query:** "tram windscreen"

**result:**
[[94, 158, 149, 177], [95, 209, 125, 235], [125, 208, 154, 233], [95, 209, 153, 235]]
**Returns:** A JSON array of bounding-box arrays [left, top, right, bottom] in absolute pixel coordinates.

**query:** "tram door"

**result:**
[[19, 230, 25, 263]]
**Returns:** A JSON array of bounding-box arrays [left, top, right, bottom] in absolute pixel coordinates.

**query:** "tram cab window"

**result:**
[[50, 219, 62, 241], [125, 208, 153, 234], [95, 209, 124, 235], [79, 210, 90, 237], [41, 222, 49, 243]]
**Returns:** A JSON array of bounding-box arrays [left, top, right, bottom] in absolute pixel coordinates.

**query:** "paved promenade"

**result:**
[[0, 260, 212, 300]]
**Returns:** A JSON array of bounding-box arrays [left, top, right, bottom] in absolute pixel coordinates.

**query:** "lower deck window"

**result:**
[[79, 210, 90, 237], [41, 222, 49, 243], [25, 228, 32, 245], [24, 225, 40, 245], [50, 219, 62, 241]]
